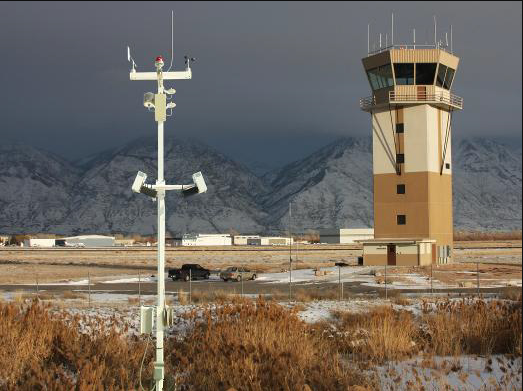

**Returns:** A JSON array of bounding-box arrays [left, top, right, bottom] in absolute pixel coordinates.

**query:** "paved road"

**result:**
[[0, 277, 514, 298]]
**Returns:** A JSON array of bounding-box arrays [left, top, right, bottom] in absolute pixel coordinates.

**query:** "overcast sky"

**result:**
[[0, 1, 521, 167]]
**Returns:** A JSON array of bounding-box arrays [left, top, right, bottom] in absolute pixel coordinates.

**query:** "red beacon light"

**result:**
[[155, 56, 165, 69]]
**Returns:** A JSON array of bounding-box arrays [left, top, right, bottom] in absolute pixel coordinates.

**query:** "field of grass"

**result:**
[[0, 295, 521, 390]]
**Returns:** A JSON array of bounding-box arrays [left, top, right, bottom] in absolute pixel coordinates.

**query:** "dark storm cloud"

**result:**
[[0, 1, 521, 164]]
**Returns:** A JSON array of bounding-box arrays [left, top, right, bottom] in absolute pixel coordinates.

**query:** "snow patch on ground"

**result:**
[[375, 355, 522, 390]]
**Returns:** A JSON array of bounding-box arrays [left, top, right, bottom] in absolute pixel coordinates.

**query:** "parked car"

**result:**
[[168, 264, 210, 281], [220, 266, 256, 282]]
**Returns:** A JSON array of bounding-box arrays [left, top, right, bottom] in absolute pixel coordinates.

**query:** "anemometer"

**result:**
[[127, 11, 207, 391]]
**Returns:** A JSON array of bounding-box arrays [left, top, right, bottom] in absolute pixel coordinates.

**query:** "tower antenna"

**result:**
[[450, 25, 453, 53], [391, 12, 394, 46], [167, 10, 174, 72], [434, 15, 437, 48], [367, 23, 370, 54]]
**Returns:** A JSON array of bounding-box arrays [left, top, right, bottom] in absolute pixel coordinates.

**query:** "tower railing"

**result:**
[[367, 43, 452, 56], [360, 90, 463, 111]]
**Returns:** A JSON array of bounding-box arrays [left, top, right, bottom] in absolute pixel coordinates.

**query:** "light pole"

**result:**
[[129, 52, 206, 391], [289, 202, 292, 301]]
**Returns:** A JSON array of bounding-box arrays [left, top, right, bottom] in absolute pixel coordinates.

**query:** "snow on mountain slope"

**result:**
[[262, 137, 522, 232], [52, 137, 269, 235], [0, 144, 81, 233], [0, 136, 520, 234], [260, 137, 374, 232]]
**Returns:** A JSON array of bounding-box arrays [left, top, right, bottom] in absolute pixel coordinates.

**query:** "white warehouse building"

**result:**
[[182, 234, 232, 246], [23, 238, 56, 248], [62, 235, 115, 247], [319, 228, 374, 244]]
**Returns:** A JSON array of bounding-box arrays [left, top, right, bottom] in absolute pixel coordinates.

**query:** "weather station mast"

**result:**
[[127, 13, 207, 391]]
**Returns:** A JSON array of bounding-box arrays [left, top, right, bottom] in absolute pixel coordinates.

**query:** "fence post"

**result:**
[[138, 270, 141, 306], [36, 272, 39, 300], [385, 263, 388, 300], [431, 262, 434, 295], [338, 266, 341, 301], [476, 262, 480, 297], [241, 269, 244, 298], [88, 270, 91, 307], [189, 269, 192, 304]]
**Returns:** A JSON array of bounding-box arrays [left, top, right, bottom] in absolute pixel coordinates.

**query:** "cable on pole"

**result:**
[[440, 108, 453, 175]]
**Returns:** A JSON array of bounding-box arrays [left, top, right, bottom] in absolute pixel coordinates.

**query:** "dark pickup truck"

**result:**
[[168, 264, 210, 281]]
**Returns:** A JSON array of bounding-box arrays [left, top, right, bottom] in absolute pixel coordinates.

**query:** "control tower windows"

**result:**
[[443, 68, 455, 89], [394, 63, 414, 85], [436, 64, 447, 87], [436, 64, 456, 90], [416, 63, 437, 85], [367, 64, 394, 91]]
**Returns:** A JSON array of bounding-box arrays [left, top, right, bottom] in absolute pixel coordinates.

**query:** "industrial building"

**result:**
[[319, 228, 374, 244], [260, 237, 293, 246], [23, 238, 56, 247], [233, 235, 261, 245], [62, 235, 115, 247], [182, 234, 232, 246], [358, 27, 462, 266]]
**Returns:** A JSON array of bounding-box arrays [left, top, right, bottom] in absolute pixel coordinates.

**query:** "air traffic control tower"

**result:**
[[359, 29, 463, 266]]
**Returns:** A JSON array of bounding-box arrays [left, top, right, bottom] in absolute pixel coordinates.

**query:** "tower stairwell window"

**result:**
[[396, 153, 404, 164], [397, 215, 406, 225]]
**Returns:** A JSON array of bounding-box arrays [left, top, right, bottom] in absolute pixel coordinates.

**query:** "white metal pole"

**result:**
[[155, 68, 166, 390], [367, 24, 370, 54], [391, 13, 394, 46]]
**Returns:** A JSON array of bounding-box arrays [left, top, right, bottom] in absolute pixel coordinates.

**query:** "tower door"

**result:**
[[387, 245, 396, 265], [432, 244, 437, 264], [417, 86, 427, 100]]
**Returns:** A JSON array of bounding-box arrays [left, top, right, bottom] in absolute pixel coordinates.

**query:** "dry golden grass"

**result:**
[[422, 298, 522, 356], [0, 300, 150, 390], [326, 298, 522, 366], [61, 290, 87, 300], [0, 297, 520, 389], [454, 230, 522, 241], [166, 298, 371, 390], [329, 306, 419, 364]]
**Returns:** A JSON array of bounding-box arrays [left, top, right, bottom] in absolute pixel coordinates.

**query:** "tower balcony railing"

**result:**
[[367, 43, 453, 56], [360, 90, 463, 111]]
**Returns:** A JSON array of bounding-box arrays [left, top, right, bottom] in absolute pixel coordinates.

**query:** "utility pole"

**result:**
[[128, 35, 206, 391], [289, 202, 292, 301]]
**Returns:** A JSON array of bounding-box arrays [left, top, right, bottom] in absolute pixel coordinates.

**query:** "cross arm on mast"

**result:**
[[129, 69, 192, 81]]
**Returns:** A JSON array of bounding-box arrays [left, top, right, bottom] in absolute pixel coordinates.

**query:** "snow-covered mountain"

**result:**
[[0, 136, 520, 234], [53, 137, 269, 235], [0, 144, 81, 233], [262, 137, 522, 232], [260, 137, 374, 232], [452, 138, 522, 230]]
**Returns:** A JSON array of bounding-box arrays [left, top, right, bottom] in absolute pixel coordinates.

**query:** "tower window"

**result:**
[[445, 163, 450, 169], [415, 63, 437, 85], [443, 68, 455, 89], [397, 184, 405, 194], [396, 153, 405, 164], [394, 63, 414, 85], [436, 64, 448, 88], [397, 215, 406, 225], [395, 123, 404, 133], [366, 64, 394, 91]]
